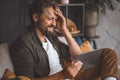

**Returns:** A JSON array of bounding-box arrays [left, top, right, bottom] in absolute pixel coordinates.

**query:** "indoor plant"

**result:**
[[83, 0, 120, 14], [80, 0, 120, 38], [70, 0, 120, 38], [70, 0, 120, 14]]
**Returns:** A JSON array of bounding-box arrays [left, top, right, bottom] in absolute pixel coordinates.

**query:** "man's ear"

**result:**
[[32, 13, 39, 22]]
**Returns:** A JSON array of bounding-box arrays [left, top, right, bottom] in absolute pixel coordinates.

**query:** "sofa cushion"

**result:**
[[1, 69, 30, 80], [80, 40, 93, 53], [1, 69, 16, 80], [0, 43, 14, 79]]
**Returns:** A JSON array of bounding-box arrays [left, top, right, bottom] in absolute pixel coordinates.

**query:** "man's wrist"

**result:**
[[62, 68, 73, 79], [61, 28, 70, 35]]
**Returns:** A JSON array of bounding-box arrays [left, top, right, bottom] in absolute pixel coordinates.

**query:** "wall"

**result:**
[[69, 0, 120, 64], [95, 10, 120, 64], [0, 0, 32, 43]]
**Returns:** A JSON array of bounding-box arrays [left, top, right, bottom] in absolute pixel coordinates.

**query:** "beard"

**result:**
[[37, 21, 55, 36]]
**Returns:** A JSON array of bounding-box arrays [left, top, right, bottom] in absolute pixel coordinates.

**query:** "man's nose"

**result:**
[[51, 19, 56, 26]]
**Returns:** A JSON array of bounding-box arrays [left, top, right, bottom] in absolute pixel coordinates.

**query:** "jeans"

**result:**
[[61, 48, 118, 80], [74, 48, 118, 80]]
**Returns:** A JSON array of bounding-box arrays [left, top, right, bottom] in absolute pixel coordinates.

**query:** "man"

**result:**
[[10, 0, 118, 80]]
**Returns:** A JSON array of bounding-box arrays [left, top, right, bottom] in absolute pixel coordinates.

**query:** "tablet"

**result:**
[[75, 49, 104, 70]]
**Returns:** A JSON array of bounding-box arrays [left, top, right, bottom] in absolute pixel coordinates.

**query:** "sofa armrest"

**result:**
[[0, 43, 14, 79]]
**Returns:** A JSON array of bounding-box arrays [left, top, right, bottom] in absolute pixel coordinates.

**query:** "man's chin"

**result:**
[[45, 30, 54, 36], [48, 31, 54, 34]]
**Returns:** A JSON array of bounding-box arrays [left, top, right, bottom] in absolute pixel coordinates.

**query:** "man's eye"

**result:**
[[48, 18, 52, 20]]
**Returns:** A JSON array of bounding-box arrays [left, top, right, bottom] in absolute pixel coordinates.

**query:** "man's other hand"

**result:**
[[63, 61, 83, 79]]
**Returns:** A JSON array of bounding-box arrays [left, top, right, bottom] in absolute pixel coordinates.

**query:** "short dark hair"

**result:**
[[29, 0, 58, 26]]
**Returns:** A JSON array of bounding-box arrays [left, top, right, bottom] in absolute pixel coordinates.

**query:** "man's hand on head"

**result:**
[[54, 8, 68, 32]]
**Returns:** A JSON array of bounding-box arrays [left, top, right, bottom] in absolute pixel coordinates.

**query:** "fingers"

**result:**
[[54, 10, 63, 20], [67, 61, 83, 78], [54, 9, 67, 30], [54, 7, 67, 31], [72, 61, 83, 71], [54, 8, 64, 20], [74, 61, 83, 71], [55, 8, 63, 15]]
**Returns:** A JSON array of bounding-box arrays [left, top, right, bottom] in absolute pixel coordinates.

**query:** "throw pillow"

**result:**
[[1, 69, 30, 80], [80, 40, 93, 53], [1, 69, 16, 80]]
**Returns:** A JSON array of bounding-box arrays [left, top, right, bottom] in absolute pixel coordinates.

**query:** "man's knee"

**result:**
[[101, 48, 118, 80], [102, 48, 118, 60], [103, 48, 117, 57]]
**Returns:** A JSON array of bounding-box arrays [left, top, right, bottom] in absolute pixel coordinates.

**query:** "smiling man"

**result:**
[[10, 0, 118, 80]]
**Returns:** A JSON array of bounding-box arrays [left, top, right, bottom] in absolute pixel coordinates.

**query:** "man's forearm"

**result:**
[[62, 28, 82, 56], [54, 7, 82, 56]]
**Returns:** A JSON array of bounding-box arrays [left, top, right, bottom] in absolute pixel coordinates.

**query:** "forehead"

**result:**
[[42, 7, 57, 18]]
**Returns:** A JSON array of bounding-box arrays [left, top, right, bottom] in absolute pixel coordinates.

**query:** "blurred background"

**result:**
[[0, 0, 120, 64]]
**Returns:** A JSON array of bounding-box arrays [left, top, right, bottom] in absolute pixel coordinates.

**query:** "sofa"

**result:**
[[0, 43, 14, 79], [0, 43, 120, 80]]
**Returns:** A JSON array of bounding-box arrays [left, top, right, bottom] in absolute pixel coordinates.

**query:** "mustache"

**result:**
[[47, 25, 56, 28]]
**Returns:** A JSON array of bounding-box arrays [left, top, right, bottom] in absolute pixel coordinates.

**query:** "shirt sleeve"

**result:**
[[57, 40, 71, 62], [9, 39, 35, 78]]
